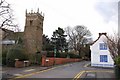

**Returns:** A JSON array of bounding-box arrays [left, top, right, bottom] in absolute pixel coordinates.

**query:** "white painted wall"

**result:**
[[90, 35, 114, 67]]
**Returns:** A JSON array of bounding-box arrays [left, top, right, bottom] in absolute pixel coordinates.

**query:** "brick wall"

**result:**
[[41, 56, 81, 67]]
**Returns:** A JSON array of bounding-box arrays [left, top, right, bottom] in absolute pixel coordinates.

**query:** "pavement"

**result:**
[[1, 61, 115, 80], [1, 65, 51, 79], [81, 63, 115, 79]]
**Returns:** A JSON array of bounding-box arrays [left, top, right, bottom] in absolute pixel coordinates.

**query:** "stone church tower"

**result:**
[[24, 9, 44, 56]]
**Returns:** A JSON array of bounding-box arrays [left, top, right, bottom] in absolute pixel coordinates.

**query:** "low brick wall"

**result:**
[[42, 57, 81, 67], [15, 60, 24, 68], [15, 60, 30, 68]]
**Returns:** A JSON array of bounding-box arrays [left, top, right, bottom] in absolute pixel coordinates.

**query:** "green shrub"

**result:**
[[6, 48, 28, 67], [55, 52, 67, 58], [68, 52, 80, 58], [56, 52, 60, 58], [114, 56, 120, 66], [35, 52, 42, 64], [59, 52, 67, 58], [47, 51, 54, 57], [47, 51, 79, 58], [115, 65, 120, 80], [114, 56, 120, 80], [29, 54, 36, 64], [2, 50, 8, 65]]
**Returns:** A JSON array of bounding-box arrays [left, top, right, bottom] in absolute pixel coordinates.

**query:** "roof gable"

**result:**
[[91, 33, 112, 45]]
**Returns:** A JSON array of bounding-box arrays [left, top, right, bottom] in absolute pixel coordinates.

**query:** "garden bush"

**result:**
[[68, 52, 80, 58], [46, 51, 80, 58], [114, 56, 120, 67], [115, 65, 120, 80], [47, 51, 54, 57], [2, 50, 8, 65], [114, 56, 120, 80], [56, 52, 60, 58], [59, 52, 67, 58], [35, 52, 42, 64], [55, 52, 67, 58], [6, 48, 28, 67]]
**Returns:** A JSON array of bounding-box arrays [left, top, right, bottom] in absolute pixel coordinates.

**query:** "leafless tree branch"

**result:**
[[0, 0, 18, 31], [65, 25, 92, 55], [105, 33, 120, 59]]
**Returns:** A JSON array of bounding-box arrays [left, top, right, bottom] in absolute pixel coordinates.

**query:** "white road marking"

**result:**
[[23, 69, 35, 72], [13, 74, 23, 76]]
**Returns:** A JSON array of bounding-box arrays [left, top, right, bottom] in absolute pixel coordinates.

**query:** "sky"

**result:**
[[6, 0, 119, 40]]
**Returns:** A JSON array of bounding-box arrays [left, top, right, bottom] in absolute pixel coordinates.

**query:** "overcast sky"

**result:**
[[7, 0, 118, 40]]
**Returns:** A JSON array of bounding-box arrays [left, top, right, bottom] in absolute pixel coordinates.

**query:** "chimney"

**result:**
[[99, 33, 102, 36], [99, 33, 107, 36], [102, 33, 107, 36]]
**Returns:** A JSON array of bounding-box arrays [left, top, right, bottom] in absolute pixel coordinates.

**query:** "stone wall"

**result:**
[[24, 10, 44, 55]]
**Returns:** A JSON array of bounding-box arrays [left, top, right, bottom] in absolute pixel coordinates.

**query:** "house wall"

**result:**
[[90, 35, 114, 67]]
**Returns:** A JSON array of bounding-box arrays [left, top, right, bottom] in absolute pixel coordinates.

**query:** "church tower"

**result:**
[[24, 9, 44, 56]]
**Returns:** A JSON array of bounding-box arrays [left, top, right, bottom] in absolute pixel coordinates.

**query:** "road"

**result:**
[[10, 61, 114, 80]]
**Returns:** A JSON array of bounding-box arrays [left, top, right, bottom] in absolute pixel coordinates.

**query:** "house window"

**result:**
[[99, 43, 107, 50], [100, 55, 108, 62]]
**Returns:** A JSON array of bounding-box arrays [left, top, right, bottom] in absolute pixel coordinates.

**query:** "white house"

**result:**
[[90, 33, 114, 68]]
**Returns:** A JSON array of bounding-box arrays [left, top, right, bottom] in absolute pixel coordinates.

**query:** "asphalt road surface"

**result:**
[[10, 61, 114, 80]]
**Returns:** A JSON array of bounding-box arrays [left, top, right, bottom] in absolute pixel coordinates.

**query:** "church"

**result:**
[[1, 9, 44, 55]]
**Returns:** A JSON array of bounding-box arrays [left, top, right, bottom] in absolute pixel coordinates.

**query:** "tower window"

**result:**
[[30, 20, 33, 26], [40, 22, 41, 24], [37, 26, 39, 30]]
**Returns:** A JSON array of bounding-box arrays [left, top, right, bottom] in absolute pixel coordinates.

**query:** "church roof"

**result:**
[[0, 28, 24, 40]]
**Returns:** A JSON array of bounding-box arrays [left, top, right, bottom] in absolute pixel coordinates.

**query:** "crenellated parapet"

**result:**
[[25, 8, 44, 20]]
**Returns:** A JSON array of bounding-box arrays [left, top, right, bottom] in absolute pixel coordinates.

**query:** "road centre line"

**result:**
[[73, 71, 82, 79], [73, 70, 85, 80], [76, 71, 85, 79]]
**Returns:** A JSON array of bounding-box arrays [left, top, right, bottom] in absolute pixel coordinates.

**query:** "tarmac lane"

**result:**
[[7, 61, 87, 80], [2, 61, 115, 80]]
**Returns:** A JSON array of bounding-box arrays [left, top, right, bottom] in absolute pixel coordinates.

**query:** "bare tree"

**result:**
[[65, 25, 92, 56], [105, 33, 120, 59], [65, 26, 77, 51], [0, 0, 18, 30]]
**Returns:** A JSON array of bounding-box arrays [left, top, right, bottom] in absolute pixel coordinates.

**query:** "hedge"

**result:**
[[115, 65, 120, 80], [114, 56, 120, 80], [46, 51, 80, 58], [6, 48, 28, 67], [114, 56, 120, 66], [2, 50, 8, 65], [46, 51, 54, 57], [68, 52, 80, 58]]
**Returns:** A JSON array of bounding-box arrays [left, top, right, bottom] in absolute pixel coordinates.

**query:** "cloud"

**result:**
[[95, 1, 118, 23]]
